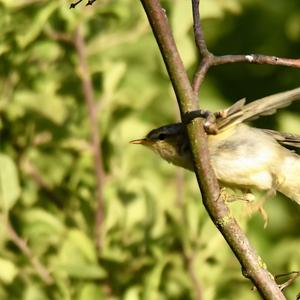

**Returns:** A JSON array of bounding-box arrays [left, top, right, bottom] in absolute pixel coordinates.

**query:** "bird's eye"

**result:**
[[158, 133, 166, 140]]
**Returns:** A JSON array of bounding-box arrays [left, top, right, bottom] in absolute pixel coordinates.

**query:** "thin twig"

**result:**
[[192, 56, 212, 92], [213, 54, 300, 68], [1, 215, 53, 285], [191, 0, 212, 93], [70, 0, 97, 8], [86, 0, 97, 6], [192, 0, 209, 57], [191, 0, 300, 95], [70, 0, 83, 9], [44, 27, 72, 43], [73, 26, 105, 252], [275, 271, 300, 291], [140, 0, 285, 298], [21, 159, 64, 208], [185, 252, 203, 300], [175, 170, 203, 300]]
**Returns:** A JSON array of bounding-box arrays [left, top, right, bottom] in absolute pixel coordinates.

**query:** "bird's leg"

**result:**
[[221, 188, 254, 203], [220, 187, 234, 202], [247, 193, 271, 228], [247, 176, 279, 228], [241, 189, 256, 202]]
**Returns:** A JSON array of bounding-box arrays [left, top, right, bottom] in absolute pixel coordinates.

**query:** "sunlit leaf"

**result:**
[[55, 263, 106, 279], [77, 283, 104, 300], [14, 91, 68, 125], [0, 154, 20, 212], [16, 2, 58, 48], [23, 285, 49, 300], [0, 257, 18, 284]]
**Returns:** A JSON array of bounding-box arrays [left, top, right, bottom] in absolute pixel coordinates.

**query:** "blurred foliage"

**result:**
[[0, 0, 300, 299]]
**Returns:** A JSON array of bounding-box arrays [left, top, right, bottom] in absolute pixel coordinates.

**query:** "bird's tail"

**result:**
[[277, 153, 300, 204]]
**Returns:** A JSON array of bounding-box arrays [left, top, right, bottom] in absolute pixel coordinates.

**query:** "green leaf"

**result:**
[[23, 285, 49, 300], [77, 283, 104, 300], [123, 286, 141, 300], [103, 61, 127, 97], [0, 154, 21, 212], [53, 230, 107, 279], [22, 209, 65, 250], [56, 229, 99, 266], [16, 2, 58, 48], [142, 260, 167, 299], [14, 90, 69, 125], [0, 257, 18, 284], [55, 263, 106, 280]]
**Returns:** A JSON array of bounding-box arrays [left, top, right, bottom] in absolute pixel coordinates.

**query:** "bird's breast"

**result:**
[[208, 124, 283, 190]]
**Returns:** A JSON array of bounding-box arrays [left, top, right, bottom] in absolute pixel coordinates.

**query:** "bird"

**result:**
[[130, 88, 300, 205]]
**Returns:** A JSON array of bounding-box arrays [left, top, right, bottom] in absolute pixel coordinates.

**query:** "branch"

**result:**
[[191, 1, 300, 94], [140, 0, 285, 299], [213, 54, 300, 68], [73, 26, 105, 252], [70, 0, 97, 8], [185, 251, 203, 300], [192, 0, 209, 57], [275, 271, 300, 291], [1, 215, 53, 285], [175, 170, 203, 300], [21, 159, 64, 208], [70, 0, 83, 9]]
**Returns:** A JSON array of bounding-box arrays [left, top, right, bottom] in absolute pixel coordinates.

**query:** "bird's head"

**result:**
[[130, 123, 193, 170]]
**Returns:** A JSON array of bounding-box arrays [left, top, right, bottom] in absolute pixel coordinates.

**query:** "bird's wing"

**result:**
[[263, 129, 300, 148], [216, 87, 300, 131]]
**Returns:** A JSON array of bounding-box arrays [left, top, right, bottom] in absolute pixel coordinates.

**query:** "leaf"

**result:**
[[77, 283, 105, 300], [171, 1, 195, 68], [23, 285, 49, 300], [200, 0, 241, 19], [0, 257, 18, 284], [31, 41, 62, 62], [103, 61, 127, 97], [53, 230, 107, 279], [0, 154, 21, 212], [22, 208, 65, 248], [142, 260, 167, 299], [171, 0, 193, 39], [16, 2, 58, 48], [56, 229, 98, 266], [55, 263, 106, 280], [14, 90, 69, 125], [123, 286, 141, 300]]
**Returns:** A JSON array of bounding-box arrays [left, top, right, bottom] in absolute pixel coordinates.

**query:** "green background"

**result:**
[[0, 0, 300, 299]]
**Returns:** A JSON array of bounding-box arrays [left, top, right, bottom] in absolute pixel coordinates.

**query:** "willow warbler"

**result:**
[[131, 88, 300, 204]]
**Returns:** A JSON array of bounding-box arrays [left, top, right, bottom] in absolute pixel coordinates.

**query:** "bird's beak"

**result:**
[[129, 138, 147, 145]]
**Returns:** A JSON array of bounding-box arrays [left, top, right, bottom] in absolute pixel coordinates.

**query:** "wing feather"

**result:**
[[217, 87, 300, 131], [263, 129, 300, 148]]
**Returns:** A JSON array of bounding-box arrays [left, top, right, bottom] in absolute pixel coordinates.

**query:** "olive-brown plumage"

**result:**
[[131, 88, 300, 204]]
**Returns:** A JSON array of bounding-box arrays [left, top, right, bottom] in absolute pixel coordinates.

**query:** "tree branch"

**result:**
[[139, 0, 286, 298], [191, 0, 300, 94], [276, 271, 300, 291], [70, 0, 97, 8], [73, 26, 105, 252], [185, 251, 203, 300], [21, 158, 64, 208], [1, 215, 53, 285], [175, 170, 203, 300], [192, 0, 209, 57]]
